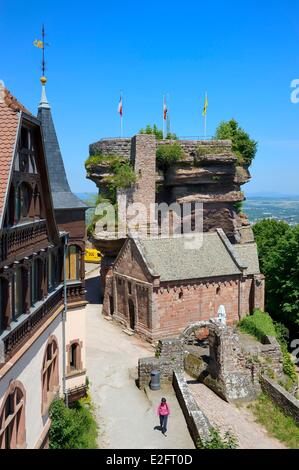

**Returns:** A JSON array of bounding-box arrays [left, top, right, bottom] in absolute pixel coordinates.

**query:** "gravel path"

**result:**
[[189, 382, 286, 449], [85, 271, 194, 449]]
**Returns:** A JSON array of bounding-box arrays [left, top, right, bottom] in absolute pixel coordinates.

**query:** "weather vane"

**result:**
[[33, 25, 50, 82]]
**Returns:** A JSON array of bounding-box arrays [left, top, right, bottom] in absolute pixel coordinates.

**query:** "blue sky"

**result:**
[[1, 0, 299, 195]]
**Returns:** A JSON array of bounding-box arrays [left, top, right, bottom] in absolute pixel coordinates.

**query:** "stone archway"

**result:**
[[180, 320, 221, 343]]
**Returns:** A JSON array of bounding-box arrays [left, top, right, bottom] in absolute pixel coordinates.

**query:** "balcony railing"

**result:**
[[0, 280, 85, 366], [0, 220, 48, 262], [1, 286, 63, 363]]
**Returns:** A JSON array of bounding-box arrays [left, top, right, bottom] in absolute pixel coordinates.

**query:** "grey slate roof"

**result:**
[[233, 243, 260, 275], [38, 101, 88, 210], [135, 232, 242, 281]]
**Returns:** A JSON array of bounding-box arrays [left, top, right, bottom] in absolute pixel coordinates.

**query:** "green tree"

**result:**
[[139, 124, 177, 140], [215, 119, 257, 167], [253, 220, 299, 332], [156, 142, 182, 169]]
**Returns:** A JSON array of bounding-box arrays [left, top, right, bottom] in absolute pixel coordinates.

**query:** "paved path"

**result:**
[[85, 272, 194, 449], [188, 381, 285, 449]]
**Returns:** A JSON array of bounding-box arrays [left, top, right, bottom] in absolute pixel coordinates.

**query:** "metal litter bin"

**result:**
[[150, 370, 161, 390]]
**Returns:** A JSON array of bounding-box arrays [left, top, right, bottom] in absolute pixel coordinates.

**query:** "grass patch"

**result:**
[[238, 310, 276, 342], [238, 310, 298, 387], [248, 393, 299, 448]]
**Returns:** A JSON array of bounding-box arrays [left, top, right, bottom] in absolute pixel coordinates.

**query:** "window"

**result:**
[[14, 268, 23, 318], [42, 337, 59, 414], [14, 183, 32, 223], [0, 381, 26, 449], [31, 259, 43, 305], [19, 183, 32, 219], [66, 245, 81, 281], [48, 252, 55, 292], [0, 278, 9, 332], [67, 340, 82, 373], [128, 282, 132, 294], [70, 343, 78, 370]]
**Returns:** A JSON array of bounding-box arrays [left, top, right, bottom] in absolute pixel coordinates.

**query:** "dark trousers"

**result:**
[[159, 414, 168, 433]]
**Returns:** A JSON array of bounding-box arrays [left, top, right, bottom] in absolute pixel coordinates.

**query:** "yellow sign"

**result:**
[[84, 248, 102, 264]]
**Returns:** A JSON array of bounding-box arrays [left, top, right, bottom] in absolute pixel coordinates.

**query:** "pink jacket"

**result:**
[[157, 402, 170, 416]]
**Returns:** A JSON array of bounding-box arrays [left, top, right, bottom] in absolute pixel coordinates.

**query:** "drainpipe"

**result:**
[[62, 233, 69, 407]]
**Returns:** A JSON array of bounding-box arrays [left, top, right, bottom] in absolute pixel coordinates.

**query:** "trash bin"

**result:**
[[150, 370, 161, 390]]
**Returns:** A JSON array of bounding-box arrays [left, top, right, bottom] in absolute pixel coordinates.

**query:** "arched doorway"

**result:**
[[128, 299, 135, 330]]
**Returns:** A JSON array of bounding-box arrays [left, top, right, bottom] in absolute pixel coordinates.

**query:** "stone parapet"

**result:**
[[173, 372, 211, 445], [260, 375, 299, 425]]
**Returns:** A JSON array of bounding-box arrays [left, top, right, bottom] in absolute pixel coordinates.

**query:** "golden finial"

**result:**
[[40, 76, 47, 85]]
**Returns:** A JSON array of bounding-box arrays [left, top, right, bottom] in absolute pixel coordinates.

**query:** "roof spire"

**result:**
[[34, 25, 50, 108]]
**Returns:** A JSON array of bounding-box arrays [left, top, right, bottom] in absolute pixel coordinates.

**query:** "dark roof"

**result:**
[[38, 97, 87, 210], [0, 84, 27, 222], [131, 230, 260, 282]]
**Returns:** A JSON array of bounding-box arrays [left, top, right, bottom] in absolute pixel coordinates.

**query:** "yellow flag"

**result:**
[[202, 94, 208, 116], [33, 39, 44, 49]]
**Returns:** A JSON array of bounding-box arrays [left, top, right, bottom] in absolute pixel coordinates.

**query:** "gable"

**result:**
[[1, 113, 59, 244], [114, 238, 156, 283]]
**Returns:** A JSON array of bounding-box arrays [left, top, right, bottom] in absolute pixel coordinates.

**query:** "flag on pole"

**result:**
[[163, 97, 168, 120], [33, 39, 44, 49], [202, 93, 208, 116], [118, 95, 123, 117]]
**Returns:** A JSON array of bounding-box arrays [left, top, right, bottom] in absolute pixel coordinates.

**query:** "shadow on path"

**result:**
[[85, 275, 102, 304]]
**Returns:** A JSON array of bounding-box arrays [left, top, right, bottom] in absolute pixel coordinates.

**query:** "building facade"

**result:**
[[111, 230, 265, 342], [0, 81, 87, 449]]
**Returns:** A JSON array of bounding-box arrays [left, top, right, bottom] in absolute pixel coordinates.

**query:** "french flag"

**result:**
[[118, 95, 123, 117], [163, 98, 168, 120]]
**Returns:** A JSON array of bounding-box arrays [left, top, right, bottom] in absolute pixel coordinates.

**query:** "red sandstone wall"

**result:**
[[152, 278, 240, 339]]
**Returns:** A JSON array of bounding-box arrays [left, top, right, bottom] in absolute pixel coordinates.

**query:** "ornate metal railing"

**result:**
[[0, 220, 47, 262]]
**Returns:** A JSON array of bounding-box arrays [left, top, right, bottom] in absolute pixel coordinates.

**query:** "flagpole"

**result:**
[[163, 95, 165, 139], [120, 91, 123, 137], [204, 92, 207, 138]]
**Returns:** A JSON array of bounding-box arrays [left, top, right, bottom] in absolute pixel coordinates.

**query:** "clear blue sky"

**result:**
[[1, 0, 299, 195]]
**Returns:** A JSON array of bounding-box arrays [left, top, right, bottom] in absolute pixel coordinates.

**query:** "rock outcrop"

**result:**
[[86, 136, 253, 244]]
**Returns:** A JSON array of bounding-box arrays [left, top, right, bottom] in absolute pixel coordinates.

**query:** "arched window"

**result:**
[[66, 245, 81, 281], [67, 340, 82, 373], [0, 381, 26, 449], [42, 336, 59, 414]]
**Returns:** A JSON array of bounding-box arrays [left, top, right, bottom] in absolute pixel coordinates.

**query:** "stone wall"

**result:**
[[184, 347, 207, 379], [260, 375, 299, 425], [173, 372, 211, 445], [138, 339, 184, 388], [153, 277, 241, 340], [89, 138, 131, 158]]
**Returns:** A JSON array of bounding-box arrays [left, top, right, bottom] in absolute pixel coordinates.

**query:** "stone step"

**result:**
[[122, 328, 134, 336]]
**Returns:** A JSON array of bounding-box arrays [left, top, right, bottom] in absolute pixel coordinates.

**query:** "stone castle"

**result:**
[[86, 134, 265, 341]]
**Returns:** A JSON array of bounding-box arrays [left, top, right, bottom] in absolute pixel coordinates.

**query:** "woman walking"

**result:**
[[157, 398, 170, 437]]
